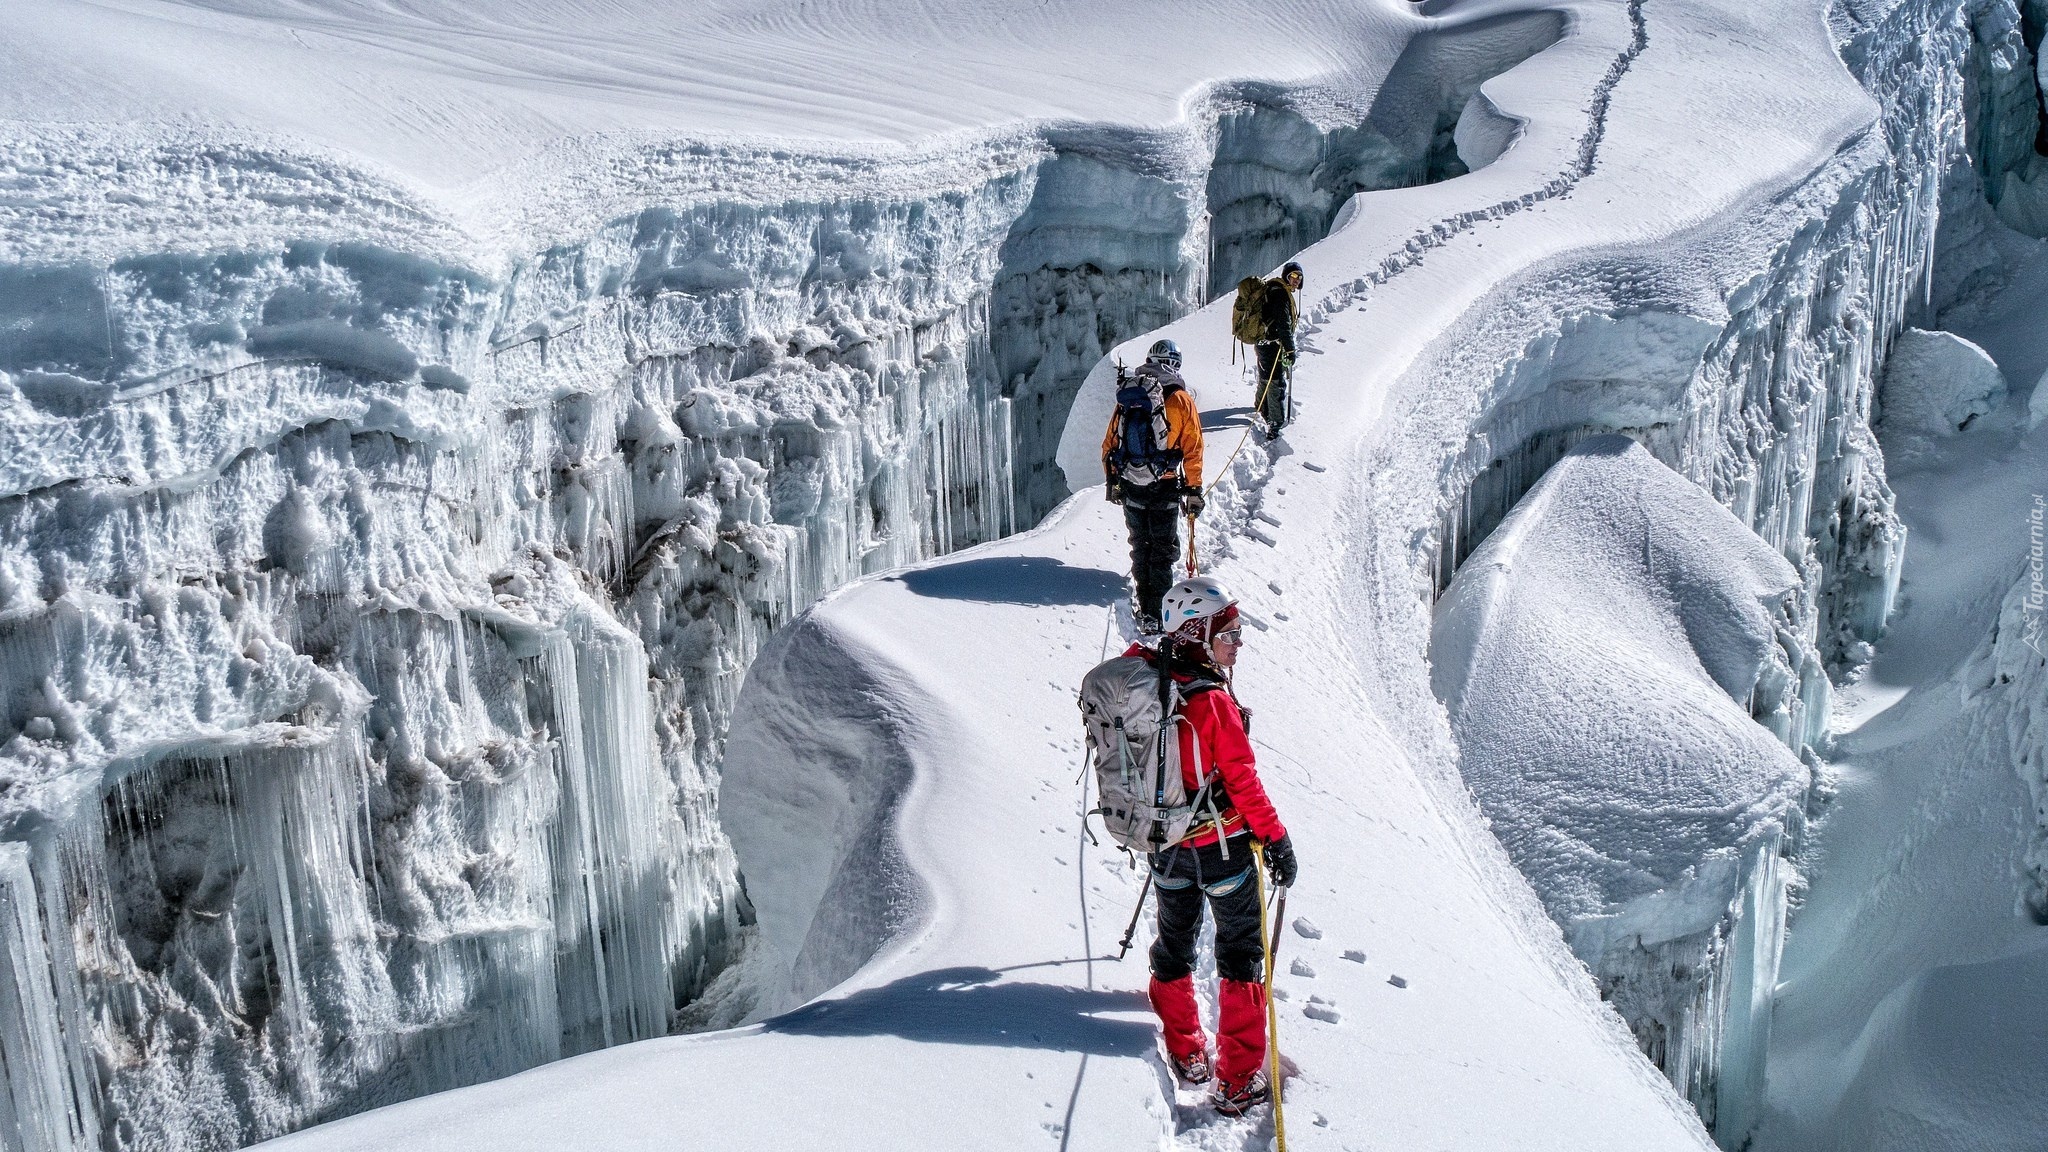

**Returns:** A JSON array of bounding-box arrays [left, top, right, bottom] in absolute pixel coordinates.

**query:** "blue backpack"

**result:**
[[1108, 363, 1183, 488]]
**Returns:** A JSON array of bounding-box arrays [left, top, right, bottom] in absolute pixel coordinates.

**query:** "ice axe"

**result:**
[[1185, 512, 1198, 576]]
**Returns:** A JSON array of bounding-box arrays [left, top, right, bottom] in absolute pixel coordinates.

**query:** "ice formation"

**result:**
[[1403, 0, 2048, 1143], [0, 0, 2040, 1145], [1982, 562, 2048, 917], [1432, 436, 1818, 1143], [1876, 327, 2008, 452]]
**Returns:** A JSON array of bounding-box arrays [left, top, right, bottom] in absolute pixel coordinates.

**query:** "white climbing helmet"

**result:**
[[1161, 577, 1238, 643], [1147, 338, 1183, 369]]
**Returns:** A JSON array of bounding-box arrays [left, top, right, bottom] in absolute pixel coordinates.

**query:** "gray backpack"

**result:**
[[1078, 654, 1225, 853]]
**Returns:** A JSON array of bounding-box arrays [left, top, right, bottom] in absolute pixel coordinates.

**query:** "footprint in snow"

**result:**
[[1292, 917, 1321, 940], [1290, 959, 1315, 978]]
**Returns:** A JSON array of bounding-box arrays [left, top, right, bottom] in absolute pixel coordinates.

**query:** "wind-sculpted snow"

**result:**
[[1433, 437, 1816, 1141]]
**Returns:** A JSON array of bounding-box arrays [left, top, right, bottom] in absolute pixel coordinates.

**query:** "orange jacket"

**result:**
[[1101, 380, 1204, 491]]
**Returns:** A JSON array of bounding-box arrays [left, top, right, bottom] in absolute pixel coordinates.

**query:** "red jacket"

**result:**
[[1124, 643, 1286, 847]]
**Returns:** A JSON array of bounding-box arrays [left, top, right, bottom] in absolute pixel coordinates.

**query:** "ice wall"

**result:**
[[1977, 554, 2048, 919], [1414, 0, 2035, 1143], [0, 174, 1035, 1148], [1958, 0, 2048, 235]]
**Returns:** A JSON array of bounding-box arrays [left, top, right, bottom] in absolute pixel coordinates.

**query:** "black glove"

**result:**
[[1263, 833, 1297, 889], [1105, 479, 1122, 504], [1181, 488, 1205, 517]]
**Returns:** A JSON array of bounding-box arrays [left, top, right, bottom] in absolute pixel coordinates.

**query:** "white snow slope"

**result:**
[[5, 0, 2039, 1148]]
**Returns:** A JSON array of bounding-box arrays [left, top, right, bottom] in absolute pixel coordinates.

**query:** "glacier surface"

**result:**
[[0, 0, 2044, 1148]]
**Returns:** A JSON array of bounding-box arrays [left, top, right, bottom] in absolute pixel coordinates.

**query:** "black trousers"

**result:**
[[1255, 342, 1291, 430], [1123, 491, 1181, 622], [1149, 834, 1266, 984]]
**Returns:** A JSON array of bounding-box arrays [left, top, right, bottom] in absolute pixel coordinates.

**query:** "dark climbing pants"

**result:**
[[1123, 491, 1181, 624], [1256, 342, 1292, 431], [1149, 833, 1265, 984]]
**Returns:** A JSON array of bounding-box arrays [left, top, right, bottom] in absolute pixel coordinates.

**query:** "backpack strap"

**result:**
[[1161, 668, 1235, 856]]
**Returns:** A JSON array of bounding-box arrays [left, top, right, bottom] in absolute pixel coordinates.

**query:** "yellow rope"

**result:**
[[1254, 843, 1289, 1150]]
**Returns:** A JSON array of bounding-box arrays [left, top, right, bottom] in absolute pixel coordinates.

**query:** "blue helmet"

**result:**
[[1146, 338, 1182, 369]]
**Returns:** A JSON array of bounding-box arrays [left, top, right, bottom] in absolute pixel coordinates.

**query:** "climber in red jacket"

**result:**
[[1134, 577, 1297, 1116]]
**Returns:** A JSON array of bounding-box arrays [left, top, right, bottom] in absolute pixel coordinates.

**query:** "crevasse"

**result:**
[[0, 27, 1555, 1147], [1426, 0, 2042, 1146]]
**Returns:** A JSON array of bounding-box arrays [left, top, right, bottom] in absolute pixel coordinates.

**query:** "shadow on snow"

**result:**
[[762, 966, 1152, 1056], [888, 556, 1125, 606]]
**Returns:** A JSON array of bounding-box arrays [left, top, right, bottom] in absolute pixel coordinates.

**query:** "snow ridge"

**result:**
[[1311, 0, 1650, 326]]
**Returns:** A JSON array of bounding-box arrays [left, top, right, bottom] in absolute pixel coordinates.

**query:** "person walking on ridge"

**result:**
[[1134, 578, 1298, 1115], [1255, 262, 1302, 439], [1102, 339, 1205, 634]]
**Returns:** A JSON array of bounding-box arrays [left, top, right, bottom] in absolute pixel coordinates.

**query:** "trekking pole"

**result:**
[[1185, 513, 1198, 577], [1116, 874, 1154, 960], [1254, 843, 1289, 1151]]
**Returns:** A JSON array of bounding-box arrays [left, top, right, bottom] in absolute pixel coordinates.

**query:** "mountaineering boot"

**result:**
[[1213, 978, 1268, 1091], [1211, 1067, 1270, 1116], [1149, 975, 1209, 1083], [1171, 1048, 1213, 1086]]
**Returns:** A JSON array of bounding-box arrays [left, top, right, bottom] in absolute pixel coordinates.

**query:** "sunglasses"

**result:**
[[1213, 628, 1243, 645]]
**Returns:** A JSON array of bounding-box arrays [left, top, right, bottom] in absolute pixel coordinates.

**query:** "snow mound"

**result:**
[[1433, 434, 1809, 940], [1876, 328, 2007, 449], [1431, 434, 1817, 1139]]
